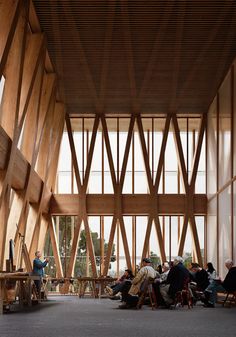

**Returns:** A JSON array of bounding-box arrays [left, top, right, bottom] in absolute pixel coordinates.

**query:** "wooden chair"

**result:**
[[174, 278, 193, 309], [136, 277, 157, 310]]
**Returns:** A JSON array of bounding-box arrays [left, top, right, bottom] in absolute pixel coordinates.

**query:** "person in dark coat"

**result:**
[[189, 263, 209, 303], [160, 256, 190, 306], [190, 263, 209, 291]]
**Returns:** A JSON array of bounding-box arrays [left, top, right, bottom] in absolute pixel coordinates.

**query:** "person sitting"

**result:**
[[203, 259, 236, 308], [206, 262, 217, 283], [157, 264, 162, 274], [153, 262, 170, 305], [159, 262, 170, 283], [119, 258, 157, 309], [159, 256, 190, 308], [105, 269, 134, 299], [189, 263, 209, 303], [190, 263, 209, 291]]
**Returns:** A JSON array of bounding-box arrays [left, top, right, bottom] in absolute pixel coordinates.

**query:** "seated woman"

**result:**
[[206, 262, 217, 283], [105, 269, 134, 298]]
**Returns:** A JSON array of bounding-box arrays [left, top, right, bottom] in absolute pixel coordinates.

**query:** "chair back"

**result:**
[[137, 277, 157, 310]]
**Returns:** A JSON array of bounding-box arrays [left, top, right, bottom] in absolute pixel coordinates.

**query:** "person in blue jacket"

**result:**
[[33, 251, 49, 295]]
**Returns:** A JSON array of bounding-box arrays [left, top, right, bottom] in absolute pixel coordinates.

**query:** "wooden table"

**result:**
[[77, 277, 117, 298], [0, 273, 40, 314], [47, 277, 117, 297]]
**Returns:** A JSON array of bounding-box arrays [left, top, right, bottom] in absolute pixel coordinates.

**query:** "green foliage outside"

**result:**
[[149, 251, 161, 268], [74, 229, 116, 276], [44, 219, 116, 277]]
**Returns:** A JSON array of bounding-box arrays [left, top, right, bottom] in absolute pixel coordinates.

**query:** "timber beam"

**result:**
[[0, 124, 51, 209], [50, 194, 207, 216]]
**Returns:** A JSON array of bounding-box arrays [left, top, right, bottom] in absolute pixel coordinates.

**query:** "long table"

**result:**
[[0, 273, 40, 314], [76, 277, 117, 298], [49, 277, 117, 297]]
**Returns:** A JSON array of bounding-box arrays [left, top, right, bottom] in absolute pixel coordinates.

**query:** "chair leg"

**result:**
[[223, 292, 229, 307], [148, 285, 157, 310], [136, 291, 146, 309], [151, 287, 157, 309], [225, 292, 236, 307], [187, 291, 193, 309], [175, 290, 193, 309]]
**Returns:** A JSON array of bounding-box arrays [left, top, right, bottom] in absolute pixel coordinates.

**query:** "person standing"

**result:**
[[33, 251, 49, 296]]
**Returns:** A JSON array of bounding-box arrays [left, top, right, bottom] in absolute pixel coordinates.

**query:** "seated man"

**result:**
[[203, 259, 236, 308], [105, 269, 134, 298], [119, 258, 157, 309], [159, 256, 190, 307], [189, 263, 209, 303]]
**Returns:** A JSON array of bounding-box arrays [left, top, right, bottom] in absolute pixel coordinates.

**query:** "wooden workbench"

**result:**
[[0, 272, 40, 314]]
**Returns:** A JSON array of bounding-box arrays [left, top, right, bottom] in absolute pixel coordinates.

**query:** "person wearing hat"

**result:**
[[105, 269, 134, 298], [119, 257, 157, 309]]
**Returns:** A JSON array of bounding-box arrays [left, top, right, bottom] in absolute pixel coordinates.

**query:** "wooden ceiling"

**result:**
[[33, 0, 236, 116]]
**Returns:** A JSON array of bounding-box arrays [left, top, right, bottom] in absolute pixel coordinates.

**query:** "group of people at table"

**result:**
[[105, 257, 236, 309]]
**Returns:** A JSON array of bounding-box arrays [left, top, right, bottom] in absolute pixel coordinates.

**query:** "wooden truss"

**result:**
[[0, 0, 208, 278], [58, 112, 207, 277]]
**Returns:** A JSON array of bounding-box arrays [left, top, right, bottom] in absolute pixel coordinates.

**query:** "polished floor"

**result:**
[[0, 296, 235, 337]]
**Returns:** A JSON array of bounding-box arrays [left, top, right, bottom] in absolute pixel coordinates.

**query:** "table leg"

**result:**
[[0, 280, 4, 314], [27, 279, 32, 307], [18, 281, 24, 309]]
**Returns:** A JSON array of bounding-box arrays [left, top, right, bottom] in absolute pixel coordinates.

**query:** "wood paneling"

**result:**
[[0, 0, 64, 269]]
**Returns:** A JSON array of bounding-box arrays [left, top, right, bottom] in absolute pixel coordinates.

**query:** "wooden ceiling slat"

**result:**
[[33, 0, 236, 115]]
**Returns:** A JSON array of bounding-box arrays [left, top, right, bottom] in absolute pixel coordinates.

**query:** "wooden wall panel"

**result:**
[[207, 60, 236, 276], [0, 0, 65, 269], [0, 125, 51, 205]]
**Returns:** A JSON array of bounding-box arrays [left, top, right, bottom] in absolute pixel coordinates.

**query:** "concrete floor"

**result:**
[[0, 296, 235, 337]]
